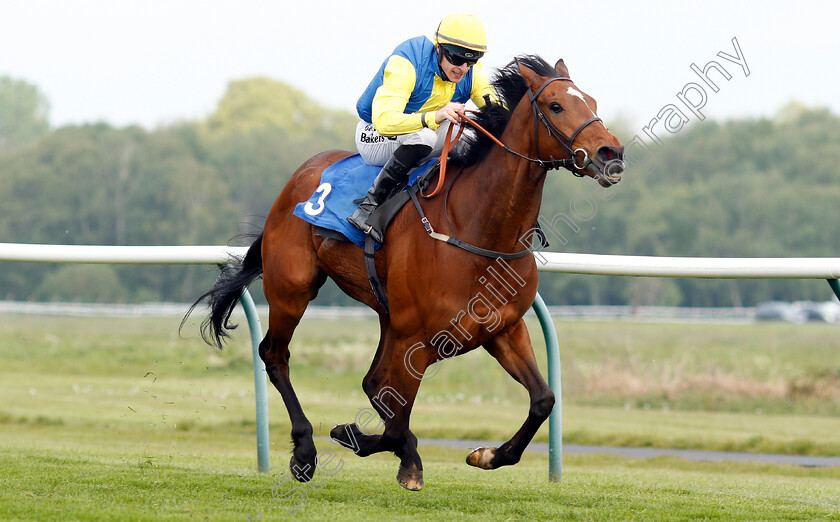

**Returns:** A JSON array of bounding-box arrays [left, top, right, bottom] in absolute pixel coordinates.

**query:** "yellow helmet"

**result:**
[[434, 12, 487, 53]]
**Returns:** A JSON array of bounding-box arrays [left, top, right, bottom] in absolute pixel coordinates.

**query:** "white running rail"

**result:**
[[537, 252, 840, 279]]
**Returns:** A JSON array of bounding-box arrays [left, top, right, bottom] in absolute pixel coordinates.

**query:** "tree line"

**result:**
[[1, 75, 838, 307]]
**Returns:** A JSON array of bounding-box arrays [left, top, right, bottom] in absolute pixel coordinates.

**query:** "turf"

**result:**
[[3, 424, 839, 521], [1, 312, 839, 520]]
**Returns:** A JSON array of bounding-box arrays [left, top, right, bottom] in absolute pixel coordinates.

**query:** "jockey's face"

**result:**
[[439, 50, 472, 83]]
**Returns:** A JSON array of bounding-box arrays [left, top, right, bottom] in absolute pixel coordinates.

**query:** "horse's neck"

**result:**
[[447, 123, 547, 251]]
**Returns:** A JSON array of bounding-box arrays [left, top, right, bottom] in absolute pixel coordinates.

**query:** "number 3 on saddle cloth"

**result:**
[[293, 154, 438, 248]]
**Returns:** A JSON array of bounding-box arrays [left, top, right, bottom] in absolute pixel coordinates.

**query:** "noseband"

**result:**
[[527, 77, 601, 174]]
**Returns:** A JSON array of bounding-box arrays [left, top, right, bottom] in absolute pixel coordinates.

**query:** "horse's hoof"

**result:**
[[330, 423, 364, 454], [466, 447, 497, 470], [289, 455, 316, 482], [396, 463, 424, 491], [329, 424, 347, 441]]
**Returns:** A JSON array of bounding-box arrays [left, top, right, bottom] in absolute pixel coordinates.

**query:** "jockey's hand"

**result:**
[[434, 102, 465, 125]]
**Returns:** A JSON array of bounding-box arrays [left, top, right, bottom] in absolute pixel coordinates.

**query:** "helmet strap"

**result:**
[[436, 45, 452, 82]]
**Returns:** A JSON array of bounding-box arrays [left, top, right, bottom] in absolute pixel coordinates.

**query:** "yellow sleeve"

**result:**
[[371, 55, 436, 136], [469, 61, 501, 108]]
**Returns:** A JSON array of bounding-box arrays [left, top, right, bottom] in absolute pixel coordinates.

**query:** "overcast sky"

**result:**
[[2, 0, 838, 136]]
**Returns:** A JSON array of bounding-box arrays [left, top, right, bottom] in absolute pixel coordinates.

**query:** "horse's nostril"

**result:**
[[597, 146, 621, 162]]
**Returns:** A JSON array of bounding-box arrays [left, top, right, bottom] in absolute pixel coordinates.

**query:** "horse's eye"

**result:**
[[549, 102, 563, 113]]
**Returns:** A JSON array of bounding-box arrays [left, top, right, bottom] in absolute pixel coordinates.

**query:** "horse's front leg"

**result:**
[[468, 319, 555, 470], [330, 329, 427, 490]]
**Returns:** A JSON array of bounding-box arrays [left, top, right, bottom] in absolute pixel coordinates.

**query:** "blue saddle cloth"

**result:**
[[293, 154, 436, 247]]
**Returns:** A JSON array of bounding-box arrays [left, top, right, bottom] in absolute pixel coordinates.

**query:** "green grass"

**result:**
[[3, 314, 840, 455], [2, 423, 839, 521], [551, 319, 840, 415], [2, 312, 840, 520]]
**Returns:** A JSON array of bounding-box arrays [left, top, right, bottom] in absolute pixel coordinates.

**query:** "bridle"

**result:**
[[527, 76, 601, 174], [423, 75, 619, 198]]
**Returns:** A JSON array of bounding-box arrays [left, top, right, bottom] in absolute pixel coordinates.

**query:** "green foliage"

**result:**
[[205, 77, 355, 140], [0, 77, 355, 303], [0, 76, 50, 150], [32, 264, 126, 302], [200, 77, 356, 234]]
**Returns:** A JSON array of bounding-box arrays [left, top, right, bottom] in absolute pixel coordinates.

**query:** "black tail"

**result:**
[[182, 234, 264, 348]]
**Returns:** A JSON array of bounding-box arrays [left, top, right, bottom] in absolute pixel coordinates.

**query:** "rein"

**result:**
[[422, 76, 602, 198]]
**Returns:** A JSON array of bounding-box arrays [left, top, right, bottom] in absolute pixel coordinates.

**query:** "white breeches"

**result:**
[[354, 121, 453, 166]]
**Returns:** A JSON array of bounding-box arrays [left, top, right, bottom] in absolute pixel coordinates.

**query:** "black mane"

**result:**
[[452, 55, 560, 167]]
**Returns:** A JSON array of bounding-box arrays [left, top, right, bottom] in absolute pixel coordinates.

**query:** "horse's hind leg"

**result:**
[[260, 242, 327, 482], [468, 319, 555, 470]]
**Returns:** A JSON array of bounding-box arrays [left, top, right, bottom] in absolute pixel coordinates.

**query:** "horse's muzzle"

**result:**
[[593, 145, 625, 187], [598, 159, 625, 186]]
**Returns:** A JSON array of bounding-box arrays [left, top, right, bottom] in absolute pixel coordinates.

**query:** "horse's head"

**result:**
[[517, 58, 625, 187]]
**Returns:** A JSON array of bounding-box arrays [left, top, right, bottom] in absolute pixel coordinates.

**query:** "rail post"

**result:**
[[532, 293, 562, 482], [828, 279, 840, 300], [238, 289, 270, 473]]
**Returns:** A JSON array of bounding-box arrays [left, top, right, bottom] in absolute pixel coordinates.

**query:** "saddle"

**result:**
[[291, 157, 433, 315], [291, 154, 439, 247], [316, 170, 433, 243]]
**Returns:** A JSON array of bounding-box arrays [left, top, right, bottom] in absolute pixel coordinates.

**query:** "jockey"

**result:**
[[348, 12, 498, 243]]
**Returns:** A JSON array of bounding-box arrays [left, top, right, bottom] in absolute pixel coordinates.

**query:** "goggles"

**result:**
[[440, 45, 482, 67]]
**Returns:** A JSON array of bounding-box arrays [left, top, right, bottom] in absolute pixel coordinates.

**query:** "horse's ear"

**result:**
[[555, 59, 570, 78], [517, 58, 542, 88]]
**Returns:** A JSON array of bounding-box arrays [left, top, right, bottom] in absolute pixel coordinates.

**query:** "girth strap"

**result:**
[[364, 235, 389, 315]]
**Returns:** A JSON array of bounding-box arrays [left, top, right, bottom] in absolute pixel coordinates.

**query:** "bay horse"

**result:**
[[188, 55, 625, 490]]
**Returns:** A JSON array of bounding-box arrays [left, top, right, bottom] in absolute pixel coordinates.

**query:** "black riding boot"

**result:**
[[348, 144, 431, 243]]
